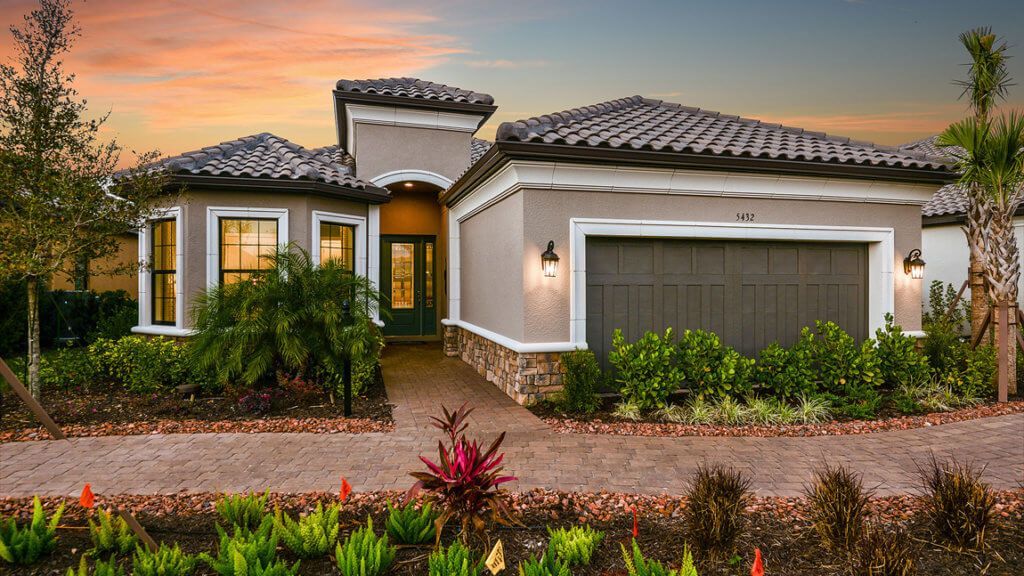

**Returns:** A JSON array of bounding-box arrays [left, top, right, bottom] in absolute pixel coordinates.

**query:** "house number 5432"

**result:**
[[736, 212, 755, 222]]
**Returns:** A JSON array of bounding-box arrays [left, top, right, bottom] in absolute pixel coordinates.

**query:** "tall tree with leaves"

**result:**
[[938, 27, 1023, 395], [0, 0, 167, 397]]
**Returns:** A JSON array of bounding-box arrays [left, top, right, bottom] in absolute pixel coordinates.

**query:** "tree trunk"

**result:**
[[26, 276, 42, 399], [969, 259, 989, 343]]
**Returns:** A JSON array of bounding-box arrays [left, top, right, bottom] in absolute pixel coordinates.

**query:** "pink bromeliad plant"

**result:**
[[407, 404, 516, 542]]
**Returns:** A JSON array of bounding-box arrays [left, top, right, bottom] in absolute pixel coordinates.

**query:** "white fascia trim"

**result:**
[[442, 319, 582, 353], [131, 325, 195, 337], [345, 103, 483, 135], [206, 207, 289, 289], [135, 206, 184, 332], [311, 210, 367, 277], [367, 204, 381, 324], [568, 218, 895, 348], [370, 169, 454, 190]]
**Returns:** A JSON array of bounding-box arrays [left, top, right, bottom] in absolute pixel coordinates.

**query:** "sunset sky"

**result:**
[[2, 0, 1023, 164]]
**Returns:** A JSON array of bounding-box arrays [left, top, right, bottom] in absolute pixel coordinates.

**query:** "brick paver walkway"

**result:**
[[2, 343, 1021, 498]]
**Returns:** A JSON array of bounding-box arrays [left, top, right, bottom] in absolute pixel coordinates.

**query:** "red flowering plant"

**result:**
[[407, 404, 516, 543]]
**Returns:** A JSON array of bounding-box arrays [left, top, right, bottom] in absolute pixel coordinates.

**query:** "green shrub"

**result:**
[[920, 456, 995, 550], [90, 291, 138, 342], [547, 525, 604, 566], [189, 246, 381, 394], [384, 501, 437, 545], [655, 404, 689, 423], [795, 394, 832, 424], [558, 348, 602, 414], [201, 518, 290, 576], [88, 508, 136, 556], [620, 540, 676, 576], [683, 464, 750, 557], [517, 541, 570, 576], [922, 281, 969, 376], [712, 395, 748, 425], [753, 342, 816, 399], [807, 322, 883, 395], [335, 517, 395, 576], [89, 336, 189, 393], [0, 497, 64, 565], [215, 491, 269, 532], [39, 345, 98, 391], [960, 344, 996, 398], [273, 502, 339, 558], [828, 383, 883, 420], [874, 313, 930, 389], [806, 463, 872, 553], [428, 541, 483, 576], [66, 554, 125, 576], [609, 328, 681, 411], [850, 524, 916, 576], [677, 329, 753, 399], [132, 543, 197, 576], [685, 396, 715, 425], [321, 329, 385, 397], [612, 401, 643, 421]]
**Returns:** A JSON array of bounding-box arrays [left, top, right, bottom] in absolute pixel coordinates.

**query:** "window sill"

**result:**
[[131, 325, 195, 337]]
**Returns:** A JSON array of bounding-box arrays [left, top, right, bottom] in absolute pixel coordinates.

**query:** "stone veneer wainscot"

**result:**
[[443, 325, 562, 405]]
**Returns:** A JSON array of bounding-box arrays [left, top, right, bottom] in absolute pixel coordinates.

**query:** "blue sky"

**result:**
[[2, 0, 1021, 157]]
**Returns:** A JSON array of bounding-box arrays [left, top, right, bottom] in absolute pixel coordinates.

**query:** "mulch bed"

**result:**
[[0, 379, 393, 443], [1, 489, 1021, 575], [533, 399, 1024, 438]]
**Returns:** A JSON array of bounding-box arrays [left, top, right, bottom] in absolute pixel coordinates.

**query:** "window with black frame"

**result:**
[[319, 222, 355, 271], [220, 218, 278, 284], [151, 219, 176, 325]]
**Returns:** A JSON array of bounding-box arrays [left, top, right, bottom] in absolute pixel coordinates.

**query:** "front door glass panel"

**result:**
[[391, 243, 415, 309]]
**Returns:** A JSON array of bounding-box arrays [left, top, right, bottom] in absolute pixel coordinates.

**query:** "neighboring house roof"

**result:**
[[496, 95, 948, 172], [150, 133, 389, 202], [336, 78, 495, 105], [470, 138, 492, 165]]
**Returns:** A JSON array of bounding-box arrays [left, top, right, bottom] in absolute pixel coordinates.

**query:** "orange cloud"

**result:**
[[0, 0, 469, 158]]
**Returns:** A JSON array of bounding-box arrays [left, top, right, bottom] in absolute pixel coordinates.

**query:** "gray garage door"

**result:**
[[585, 238, 867, 366]]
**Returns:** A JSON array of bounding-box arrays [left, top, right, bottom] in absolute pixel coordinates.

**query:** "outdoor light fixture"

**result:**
[[904, 249, 926, 279], [403, 182, 414, 188], [541, 241, 560, 277]]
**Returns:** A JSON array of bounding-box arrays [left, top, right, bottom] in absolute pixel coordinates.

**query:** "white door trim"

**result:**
[[569, 217, 895, 349]]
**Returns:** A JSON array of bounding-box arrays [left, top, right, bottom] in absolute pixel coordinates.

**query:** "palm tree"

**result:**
[[952, 28, 1012, 344], [938, 113, 1024, 396]]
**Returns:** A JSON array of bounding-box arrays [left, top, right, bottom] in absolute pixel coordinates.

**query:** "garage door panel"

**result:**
[[587, 238, 866, 364]]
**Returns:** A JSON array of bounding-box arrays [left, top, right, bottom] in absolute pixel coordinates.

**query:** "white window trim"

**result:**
[[133, 207, 191, 337], [568, 218, 895, 349], [206, 207, 289, 289], [311, 210, 367, 276]]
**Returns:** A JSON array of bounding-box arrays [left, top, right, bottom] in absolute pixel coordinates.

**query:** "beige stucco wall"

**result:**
[[459, 192, 525, 340], [353, 124, 472, 183], [52, 234, 140, 298], [148, 189, 368, 328]]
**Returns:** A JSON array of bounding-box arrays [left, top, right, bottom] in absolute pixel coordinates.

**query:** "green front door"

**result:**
[[381, 235, 437, 337]]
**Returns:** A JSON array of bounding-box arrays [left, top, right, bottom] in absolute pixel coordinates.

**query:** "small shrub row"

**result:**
[[617, 394, 832, 426]]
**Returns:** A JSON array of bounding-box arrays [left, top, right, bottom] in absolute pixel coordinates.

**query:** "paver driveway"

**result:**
[[1, 343, 1022, 498]]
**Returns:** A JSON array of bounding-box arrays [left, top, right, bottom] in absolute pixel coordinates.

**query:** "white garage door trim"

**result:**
[[569, 217, 895, 349]]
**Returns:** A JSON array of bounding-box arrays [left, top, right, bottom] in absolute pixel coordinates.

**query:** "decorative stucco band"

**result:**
[[443, 324, 563, 405]]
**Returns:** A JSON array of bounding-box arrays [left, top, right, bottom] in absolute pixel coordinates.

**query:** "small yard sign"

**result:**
[[485, 539, 505, 574]]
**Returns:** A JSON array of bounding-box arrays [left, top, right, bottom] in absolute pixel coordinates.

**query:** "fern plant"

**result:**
[[621, 540, 677, 576], [200, 517, 282, 576], [0, 496, 64, 565], [547, 525, 604, 566], [428, 541, 483, 576], [335, 517, 395, 576], [65, 554, 125, 576], [385, 501, 438, 545], [517, 541, 570, 576], [215, 490, 269, 532], [89, 508, 137, 556], [132, 543, 197, 576], [273, 503, 340, 558], [678, 544, 698, 576]]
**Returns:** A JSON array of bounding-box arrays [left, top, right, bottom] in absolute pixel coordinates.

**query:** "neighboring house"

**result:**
[[900, 135, 1024, 312], [50, 232, 140, 298], [132, 78, 951, 404]]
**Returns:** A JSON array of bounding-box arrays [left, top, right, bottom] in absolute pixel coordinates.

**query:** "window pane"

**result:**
[[391, 243, 414, 309], [425, 242, 434, 308], [220, 218, 277, 284], [151, 219, 176, 325], [320, 222, 354, 271]]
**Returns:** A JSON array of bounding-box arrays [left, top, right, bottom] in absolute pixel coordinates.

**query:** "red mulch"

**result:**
[[539, 401, 1024, 438], [1, 489, 1021, 575]]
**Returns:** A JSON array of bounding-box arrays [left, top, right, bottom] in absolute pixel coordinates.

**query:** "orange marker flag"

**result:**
[[631, 507, 639, 538], [339, 477, 352, 502], [751, 548, 764, 576], [79, 483, 95, 509]]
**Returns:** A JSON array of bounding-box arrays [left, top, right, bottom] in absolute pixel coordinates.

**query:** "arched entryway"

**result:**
[[372, 171, 450, 339]]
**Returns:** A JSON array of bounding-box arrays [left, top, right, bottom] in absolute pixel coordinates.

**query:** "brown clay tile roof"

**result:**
[[152, 133, 382, 196], [336, 78, 494, 106], [898, 135, 966, 217], [470, 138, 492, 165], [497, 96, 949, 172]]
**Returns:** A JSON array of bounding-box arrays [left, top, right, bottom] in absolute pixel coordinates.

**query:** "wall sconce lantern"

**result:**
[[541, 241, 560, 277], [904, 249, 926, 279]]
